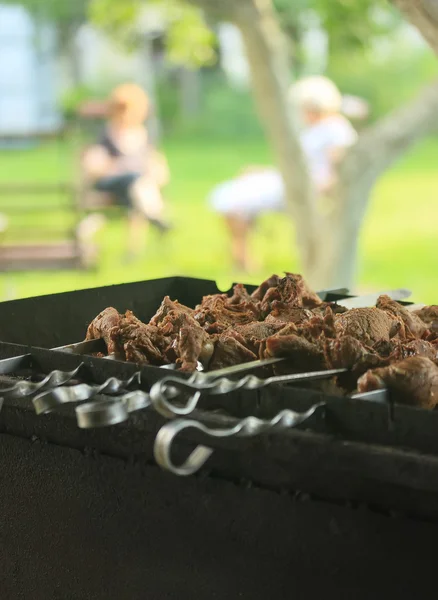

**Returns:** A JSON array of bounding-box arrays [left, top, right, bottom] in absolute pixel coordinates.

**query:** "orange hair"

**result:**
[[109, 83, 150, 127]]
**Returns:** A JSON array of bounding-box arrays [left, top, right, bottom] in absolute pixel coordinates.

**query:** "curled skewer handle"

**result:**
[[150, 368, 345, 419], [75, 389, 152, 429], [1, 364, 84, 400], [33, 371, 141, 415], [153, 403, 324, 476]]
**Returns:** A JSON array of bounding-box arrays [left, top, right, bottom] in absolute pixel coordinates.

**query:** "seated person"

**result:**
[[208, 76, 359, 272], [81, 83, 171, 258]]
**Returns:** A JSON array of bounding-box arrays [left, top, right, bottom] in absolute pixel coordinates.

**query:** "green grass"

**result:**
[[0, 134, 436, 303]]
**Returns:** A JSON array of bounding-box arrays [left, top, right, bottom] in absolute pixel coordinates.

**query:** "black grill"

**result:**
[[1, 276, 437, 599]]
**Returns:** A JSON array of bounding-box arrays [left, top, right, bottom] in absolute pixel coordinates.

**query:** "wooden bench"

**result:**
[[0, 173, 97, 272]]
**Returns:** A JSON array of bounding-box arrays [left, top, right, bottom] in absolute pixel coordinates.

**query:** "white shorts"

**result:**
[[209, 169, 285, 219]]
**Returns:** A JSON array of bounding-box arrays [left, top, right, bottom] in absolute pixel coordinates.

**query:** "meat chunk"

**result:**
[[376, 295, 427, 338], [335, 308, 401, 346], [251, 272, 322, 315], [208, 333, 257, 371], [357, 356, 438, 409], [160, 310, 215, 371], [250, 274, 281, 302], [265, 303, 314, 325], [414, 305, 438, 332], [86, 307, 122, 355], [194, 295, 259, 333], [177, 323, 214, 372], [112, 311, 171, 365], [324, 335, 384, 374], [231, 321, 284, 354], [149, 296, 193, 326], [264, 333, 326, 371], [388, 339, 437, 362], [228, 283, 254, 305]]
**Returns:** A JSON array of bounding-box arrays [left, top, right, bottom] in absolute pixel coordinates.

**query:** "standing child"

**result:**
[[209, 76, 359, 272]]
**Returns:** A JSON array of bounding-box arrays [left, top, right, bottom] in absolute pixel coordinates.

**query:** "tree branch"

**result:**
[[392, 0, 438, 55], [341, 79, 438, 187]]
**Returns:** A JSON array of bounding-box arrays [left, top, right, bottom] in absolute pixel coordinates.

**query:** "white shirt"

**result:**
[[210, 114, 357, 216], [300, 115, 357, 188]]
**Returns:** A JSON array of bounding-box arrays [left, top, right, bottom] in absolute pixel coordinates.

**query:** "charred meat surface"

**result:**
[[264, 333, 326, 371], [357, 356, 438, 409], [414, 305, 438, 332], [149, 296, 193, 326], [208, 333, 257, 371], [194, 295, 260, 333], [376, 294, 428, 338], [84, 274, 437, 407], [335, 307, 401, 345], [86, 307, 123, 356]]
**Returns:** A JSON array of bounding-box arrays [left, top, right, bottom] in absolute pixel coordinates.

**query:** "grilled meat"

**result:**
[[149, 296, 194, 326], [85, 274, 437, 407], [194, 294, 260, 333], [335, 307, 401, 345], [264, 333, 326, 371], [86, 307, 123, 356], [414, 305, 438, 332], [357, 356, 438, 409], [208, 333, 257, 371], [376, 295, 428, 338]]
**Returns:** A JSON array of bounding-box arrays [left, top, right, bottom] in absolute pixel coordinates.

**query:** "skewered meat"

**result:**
[[265, 303, 314, 325], [264, 333, 326, 371], [149, 296, 193, 326], [194, 294, 260, 333], [376, 295, 428, 338], [414, 305, 438, 332], [208, 333, 257, 370], [86, 307, 122, 356], [335, 307, 401, 345], [85, 273, 437, 407], [357, 356, 438, 409], [324, 335, 384, 374], [112, 311, 171, 365], [230, 322, 284, 354], [159, 310, 214, 370]]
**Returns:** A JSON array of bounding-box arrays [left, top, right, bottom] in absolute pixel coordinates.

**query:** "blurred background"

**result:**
[[0, 0, 436, 302]]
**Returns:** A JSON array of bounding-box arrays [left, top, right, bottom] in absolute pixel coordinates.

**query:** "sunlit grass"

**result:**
[[0, 134, 436, 303]]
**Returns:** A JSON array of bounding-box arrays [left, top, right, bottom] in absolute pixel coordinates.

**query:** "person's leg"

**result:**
[[126, 210, 149, 259], [130, 176, 171, 235], [95, 174, 149, 257], [225, 214, 254, 272]]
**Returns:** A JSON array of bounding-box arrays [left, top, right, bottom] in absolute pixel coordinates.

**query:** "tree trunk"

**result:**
[[178, 67, 201, 119], [305, 181, 373, 289], [392, 0, 438, 55], [232, 0, 319, 275], [141, 36, 161, 143]]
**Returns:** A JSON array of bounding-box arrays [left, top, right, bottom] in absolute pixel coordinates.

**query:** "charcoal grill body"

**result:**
[[0, 278, 436, 599]]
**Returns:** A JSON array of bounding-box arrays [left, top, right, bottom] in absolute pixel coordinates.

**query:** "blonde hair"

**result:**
[[289, 76, 342, 115], [109, 83, 150, 127]]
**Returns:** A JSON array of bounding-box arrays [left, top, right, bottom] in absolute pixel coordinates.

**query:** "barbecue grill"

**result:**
[[1, 276, 438, 600]]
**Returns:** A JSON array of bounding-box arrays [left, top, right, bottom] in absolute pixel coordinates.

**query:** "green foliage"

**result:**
[[89, 0, 217, 66], [2, 0, 89, 45], [312, 0, 401, 54], [88, 0, 142, 51], [328, 44, 437, 121], [60, 85, 107, 120], [156, 72, 264, 139]]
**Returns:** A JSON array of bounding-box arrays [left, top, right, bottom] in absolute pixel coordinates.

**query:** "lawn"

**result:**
[[0, 133, 436, 303]]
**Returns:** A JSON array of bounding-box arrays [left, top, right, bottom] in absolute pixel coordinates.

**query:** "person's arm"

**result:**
[[320, 120, 357, 194], [81, 145, 114, 181]]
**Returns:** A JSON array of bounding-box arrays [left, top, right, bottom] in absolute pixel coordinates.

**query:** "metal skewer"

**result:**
[[153, 403, 324, 476], [149, 367, 346, 418]]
